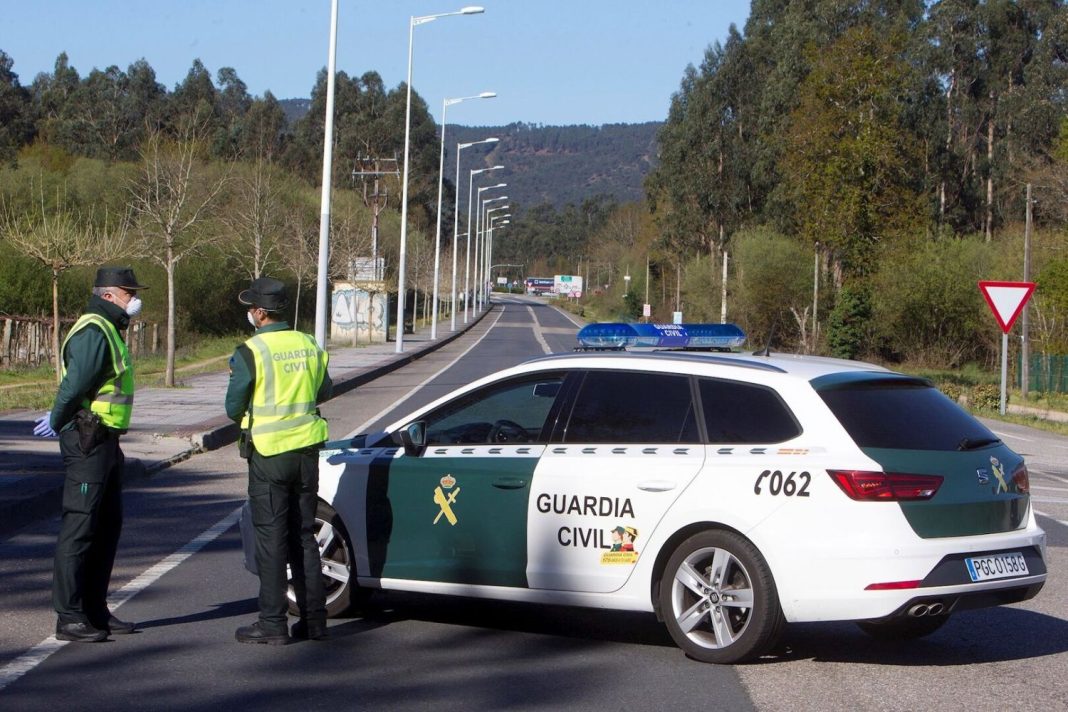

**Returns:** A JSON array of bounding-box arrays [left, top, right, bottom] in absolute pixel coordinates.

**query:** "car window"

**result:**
[[816, 379, 998, 451], [563, 371, 699, 443], [423, 373, 565, 445], [699, 378, 801, 444]]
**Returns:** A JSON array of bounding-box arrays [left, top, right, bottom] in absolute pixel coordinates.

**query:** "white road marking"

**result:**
[[0, 505, 243, 692], [1035, 510, 1068, 528], [346, 308, 507, 437], [525, 307, 553, 354], [991, 429, 1033, 442], [1039, 472, 1068, 486]]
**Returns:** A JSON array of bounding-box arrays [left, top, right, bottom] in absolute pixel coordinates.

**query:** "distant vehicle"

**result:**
[[525, 277, 555, 296], [241, 349, 1046, 663]]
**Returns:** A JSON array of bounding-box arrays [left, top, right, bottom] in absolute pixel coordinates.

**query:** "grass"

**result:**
[[0, 335, 241, 413]]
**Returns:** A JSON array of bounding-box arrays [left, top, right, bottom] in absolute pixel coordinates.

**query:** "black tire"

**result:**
[[287, 501, 368, 618], [658, 529, 785, 664], [856, 614, 950, 640]]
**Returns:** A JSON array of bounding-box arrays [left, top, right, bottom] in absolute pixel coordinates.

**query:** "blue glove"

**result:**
[[33, 413, 57, 438]]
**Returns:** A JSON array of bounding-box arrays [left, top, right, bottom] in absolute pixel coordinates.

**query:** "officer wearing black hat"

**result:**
[[225, 277, 333, 645], [33, 266, 147, 642]]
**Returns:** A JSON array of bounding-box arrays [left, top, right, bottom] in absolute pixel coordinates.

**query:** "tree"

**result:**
[[128, 110, 230, 386], [780, 25, 925, 284], [221, 158, 282, 280], [0, 50, 34, 162], [1, 183, 129, 380]]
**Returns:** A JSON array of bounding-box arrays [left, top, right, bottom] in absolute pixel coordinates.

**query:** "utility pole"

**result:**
[[1022, 183, 1033, 398], [353, 155, 400, 281], [351, 155, 400, 343]]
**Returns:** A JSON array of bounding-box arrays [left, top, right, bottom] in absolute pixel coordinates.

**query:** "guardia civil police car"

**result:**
[[243, 325, 1046, 663]]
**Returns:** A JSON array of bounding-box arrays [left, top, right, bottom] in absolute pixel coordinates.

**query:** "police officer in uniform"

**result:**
[[34, 267, 146, 642], [225, 277, 332, 645]]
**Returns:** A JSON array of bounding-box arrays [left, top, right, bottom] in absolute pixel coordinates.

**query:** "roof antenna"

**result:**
[[754, 322, 777, 357]]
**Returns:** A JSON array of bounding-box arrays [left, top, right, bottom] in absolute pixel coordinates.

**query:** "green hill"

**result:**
[[278, 100, 658, 209]]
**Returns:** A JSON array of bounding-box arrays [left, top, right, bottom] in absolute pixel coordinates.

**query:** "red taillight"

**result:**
[[827, 470, 943, 501], [1012, 463, 1030, 493], [864, 580, 921, 590]]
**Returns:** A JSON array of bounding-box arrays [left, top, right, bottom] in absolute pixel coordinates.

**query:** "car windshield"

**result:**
[[816, 378, 999, 451]]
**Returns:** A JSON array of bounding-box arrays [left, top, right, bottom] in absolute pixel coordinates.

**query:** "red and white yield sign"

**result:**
[[978, 281, 1036, 334]]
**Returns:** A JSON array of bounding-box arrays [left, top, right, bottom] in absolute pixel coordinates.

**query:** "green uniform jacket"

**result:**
[[50, 296, 131, 432], [224, 321, 334, 423]]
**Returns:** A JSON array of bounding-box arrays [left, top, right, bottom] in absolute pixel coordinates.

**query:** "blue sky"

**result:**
[[3, 0, 751, 126]]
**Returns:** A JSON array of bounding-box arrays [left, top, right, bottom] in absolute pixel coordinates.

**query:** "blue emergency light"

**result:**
[[576, 323, 746, 351]]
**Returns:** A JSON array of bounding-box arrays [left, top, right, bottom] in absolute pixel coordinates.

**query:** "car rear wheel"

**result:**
[[287, 501, 367, 617], [659, 530, 785, 664], [856, 614, 950, 640]]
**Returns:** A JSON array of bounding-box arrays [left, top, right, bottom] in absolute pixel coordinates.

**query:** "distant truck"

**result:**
[[525, 277, 555, 296]]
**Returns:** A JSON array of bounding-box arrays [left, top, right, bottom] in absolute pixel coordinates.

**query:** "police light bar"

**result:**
[[576, 323, 746, 351]]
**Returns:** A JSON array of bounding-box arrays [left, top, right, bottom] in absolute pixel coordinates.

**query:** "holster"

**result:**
[[74, 409, 109, 453], [237, 429, 253, 460]]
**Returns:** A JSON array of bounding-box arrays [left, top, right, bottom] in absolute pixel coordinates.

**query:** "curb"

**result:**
[[0, 307, 491, 537]]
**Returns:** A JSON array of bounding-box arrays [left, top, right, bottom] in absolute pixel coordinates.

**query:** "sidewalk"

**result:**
[[0, 310, 489, 537]]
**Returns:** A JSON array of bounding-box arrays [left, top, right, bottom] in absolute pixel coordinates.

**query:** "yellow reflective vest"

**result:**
[[61, 313, 135, 430], [240, 330, 329, 456]]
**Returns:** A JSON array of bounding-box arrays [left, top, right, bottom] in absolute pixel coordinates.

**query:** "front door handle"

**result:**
[[493, 477, 528, 489], [637, 480, 677, 492]]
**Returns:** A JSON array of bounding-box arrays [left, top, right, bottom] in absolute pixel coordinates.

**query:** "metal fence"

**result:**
[[1021, 354, 1068, 393]]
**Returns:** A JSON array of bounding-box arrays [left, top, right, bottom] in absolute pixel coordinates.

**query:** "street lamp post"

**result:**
[[451, 139, 498, 331], [313, 0, 340, 348], [476, 194, 508, 311], [470, 182, 506, 318], [396, 5, 484, 353], [465, 168, 503, 323], [431, 93, 495, 340], [486, 216, 510, 297], [481, 206, 509, 308]]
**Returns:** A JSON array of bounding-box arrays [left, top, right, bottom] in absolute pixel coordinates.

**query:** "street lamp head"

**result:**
[[479, 92, 497, 99], [460, 6, 485, 14]]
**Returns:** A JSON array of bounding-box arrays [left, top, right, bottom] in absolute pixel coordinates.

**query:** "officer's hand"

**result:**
[[33, 413, 58, 438]]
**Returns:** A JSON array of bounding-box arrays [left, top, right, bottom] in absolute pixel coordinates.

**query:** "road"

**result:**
[[1, 294, 1066, 711]]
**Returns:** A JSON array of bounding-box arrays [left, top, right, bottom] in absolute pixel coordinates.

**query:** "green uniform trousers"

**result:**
[[247, 443, 327, 632], [53, 428, 123, 626]]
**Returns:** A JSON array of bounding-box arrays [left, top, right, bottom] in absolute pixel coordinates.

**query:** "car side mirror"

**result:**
[[393, 421, 426, 457]]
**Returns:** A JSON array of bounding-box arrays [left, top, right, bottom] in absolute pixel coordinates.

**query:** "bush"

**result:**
[[938, 382, 963, 403], [970, 383, 1001, 411], [828, 286, 872, 360]]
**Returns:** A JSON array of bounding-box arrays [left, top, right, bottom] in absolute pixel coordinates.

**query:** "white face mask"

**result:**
[[247, 311, 258, 328], [124, 296, 143, 317]]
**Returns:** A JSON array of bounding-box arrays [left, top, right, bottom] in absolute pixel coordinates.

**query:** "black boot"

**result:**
[[91, 612, 137, 635], [235, 621, 289, 646], [56, 620, 108, 643], [290, 619, 329, 640]]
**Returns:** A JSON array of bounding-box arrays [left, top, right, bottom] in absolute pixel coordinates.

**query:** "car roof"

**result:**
[[523, 350, 894, 380]]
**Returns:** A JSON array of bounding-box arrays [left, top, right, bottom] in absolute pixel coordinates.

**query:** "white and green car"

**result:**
[[243, 350, 1047, 663]]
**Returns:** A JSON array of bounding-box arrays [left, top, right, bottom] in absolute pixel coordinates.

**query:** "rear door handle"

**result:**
[[637, 480, 677, 492], [493, 478, 528, 489]]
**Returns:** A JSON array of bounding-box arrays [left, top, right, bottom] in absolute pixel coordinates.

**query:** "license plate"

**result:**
[[965, 552, 1029, 582]]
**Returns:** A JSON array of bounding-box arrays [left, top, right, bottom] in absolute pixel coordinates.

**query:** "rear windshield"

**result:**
[[816, 380, 999, 451]]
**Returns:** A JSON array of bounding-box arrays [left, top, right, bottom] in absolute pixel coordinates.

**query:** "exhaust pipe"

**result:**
[[927, 602, 945, 616], [908, 604, 930, 617]]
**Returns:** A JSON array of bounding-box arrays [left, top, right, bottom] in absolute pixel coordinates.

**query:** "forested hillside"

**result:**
[[280, 97, 658, 208]]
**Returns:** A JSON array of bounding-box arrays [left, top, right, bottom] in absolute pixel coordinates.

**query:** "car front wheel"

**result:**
[[659, 529, 785, 664], [287, 501, 366, 617]]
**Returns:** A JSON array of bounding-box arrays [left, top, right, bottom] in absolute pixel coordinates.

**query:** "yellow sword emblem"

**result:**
[[433, 485, 461, 525]]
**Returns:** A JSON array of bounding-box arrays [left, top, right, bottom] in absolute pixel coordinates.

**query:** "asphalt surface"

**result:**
[[0, 306, 493, 538], [3, 296, 1068, 711]]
